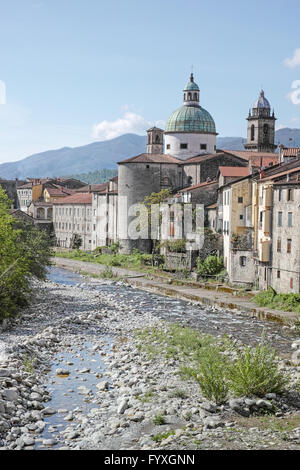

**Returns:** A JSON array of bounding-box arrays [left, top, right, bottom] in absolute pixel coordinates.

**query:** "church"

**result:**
[[74, 74, 279, 253]]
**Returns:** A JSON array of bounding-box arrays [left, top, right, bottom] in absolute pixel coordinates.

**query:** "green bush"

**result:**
[[227, 343, 288, 397], [196, 346, 229, 404], [254, 289, 300, 314], [197, 255, 224, 277]]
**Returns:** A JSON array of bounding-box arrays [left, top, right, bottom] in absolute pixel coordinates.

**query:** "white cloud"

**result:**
[[287, 80, 300, 105], [284, 49, 300, 68], [92, 111, 165, 140]]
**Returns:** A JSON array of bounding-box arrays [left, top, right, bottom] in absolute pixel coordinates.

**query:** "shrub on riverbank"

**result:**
[[253, 289, 300, 314], [0, 187, 53, 320], [135, 324, 289, 404]]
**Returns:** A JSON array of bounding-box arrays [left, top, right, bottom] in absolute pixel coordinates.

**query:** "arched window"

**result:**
[[193, 92, 197, 100], [263, 124, 269, 143], [251, 124, 255, 141], [188, 92, 192, 100], [155, 134, 160, 144]]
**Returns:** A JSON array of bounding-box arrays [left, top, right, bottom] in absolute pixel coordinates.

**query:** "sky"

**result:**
[[0, 0, 300, 163]]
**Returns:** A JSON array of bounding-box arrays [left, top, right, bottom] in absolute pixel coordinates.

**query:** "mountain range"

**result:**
[[0, 128, 300, 180]]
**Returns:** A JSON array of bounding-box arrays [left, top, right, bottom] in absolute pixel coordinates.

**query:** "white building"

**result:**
[[53, 193, 92, 250]]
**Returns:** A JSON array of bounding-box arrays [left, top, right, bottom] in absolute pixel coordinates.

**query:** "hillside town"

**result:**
[[2, 74, 299, 294]]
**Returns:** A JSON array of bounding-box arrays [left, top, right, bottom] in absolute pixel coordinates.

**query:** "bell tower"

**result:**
[[146, 127, 164, 154], [244, 90, 277, 153]]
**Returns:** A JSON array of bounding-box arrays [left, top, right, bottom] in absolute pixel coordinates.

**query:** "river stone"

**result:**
[[117, 399, 129, 415], [42, 439, 57, 446], [42, 407, 56, 416], [56, 369, 70, 377], [3, 388, 19, 402], [96, 381, 109, 391]]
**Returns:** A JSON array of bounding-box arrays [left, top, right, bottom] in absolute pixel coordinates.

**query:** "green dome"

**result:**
[[165, 105, 216, 133]]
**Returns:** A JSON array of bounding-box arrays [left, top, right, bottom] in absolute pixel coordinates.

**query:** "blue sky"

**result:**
[[0, 0, 300, 163]]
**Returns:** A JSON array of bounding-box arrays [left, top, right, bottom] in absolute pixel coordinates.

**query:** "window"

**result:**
[[180, 143, 188, 149], [278, 189, 282, 201], [278, 212, 282, 227], [277, 238, 281, 252], [238, 196, 243, 203], [287, 189, 294, 201], [166, 144, 170, 150], [288, 212, 293, 227], [239, 214, 244, 220], [146, 164, 150, 169], [200, 144, 207, 150], [287, 239, 292, 253], [277, 270, 280, 279], [240, 256, 246, 267], [251, 124, 255, 141]]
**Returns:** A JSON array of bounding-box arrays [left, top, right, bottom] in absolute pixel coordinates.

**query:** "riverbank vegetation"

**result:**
[[0, 187, 53, 321], [55, 248, 161, 273], [253, 289, 300, 315], [135, 324, 289, 404]]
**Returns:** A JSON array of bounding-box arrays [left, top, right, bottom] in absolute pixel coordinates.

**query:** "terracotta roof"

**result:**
[[222, 150, 278, 160], [177, 180, 218, 193], [118, 153, 179, 164], [218, 166, 250, 177], [259, 166, 300, 182], [46, 186, 74, 197], [76, 183, 108, 193], [17, 182, 33, 189], [53, 193, 92, 204], [281, 148, 300, 157]]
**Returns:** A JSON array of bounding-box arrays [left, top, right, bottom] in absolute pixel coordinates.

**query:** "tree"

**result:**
[[0, 186, 53, 319]]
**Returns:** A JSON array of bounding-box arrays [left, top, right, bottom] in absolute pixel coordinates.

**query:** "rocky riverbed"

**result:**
[[0, 267, 299, 450]]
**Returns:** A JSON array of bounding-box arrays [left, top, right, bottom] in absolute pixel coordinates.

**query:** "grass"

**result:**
[[135, 390, 155, 403], [22, 354, 36, 374], [55, 249, 161, 274], [152, 430, 175, 443], [168, 389, 188, 399], [153, 414, 166, 425], [135, 324, 290, 404], [253, 289, 300, 314]]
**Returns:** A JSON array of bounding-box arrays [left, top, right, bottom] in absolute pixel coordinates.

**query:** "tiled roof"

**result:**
[[218, 166, 250, 177], [17, 182, 33, 189], [118, 153, 179, 164], [76, 183, 108, 193], [259, 165, 300, 182], [53, 193, 92, 204], [177, 180, 218, 193], [46, 186, 74, 196], [222, 150, 278, 160], [281, 148, 300, 157]]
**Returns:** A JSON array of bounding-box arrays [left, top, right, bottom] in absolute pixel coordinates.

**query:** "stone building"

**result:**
[[254, 163, 300, 292], [53, 193, 92, 250], [92, 177, 118, 249]]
